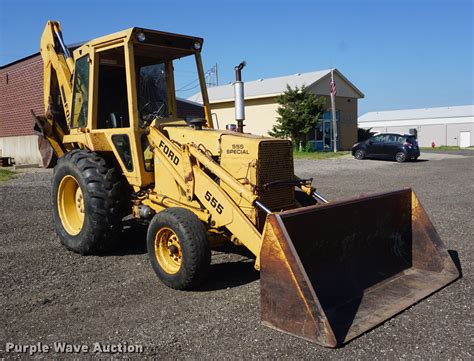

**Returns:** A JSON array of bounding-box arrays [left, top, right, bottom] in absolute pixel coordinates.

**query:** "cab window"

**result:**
[[111, 134, 133, 171], [136, 62, 169, 125], [71, 55, 90, 128], [96, 47, 130, 129]]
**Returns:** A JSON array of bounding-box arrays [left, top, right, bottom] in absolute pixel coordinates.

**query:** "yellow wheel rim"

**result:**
[[57, 175, 85, 236], [154, 227, 182, 274]]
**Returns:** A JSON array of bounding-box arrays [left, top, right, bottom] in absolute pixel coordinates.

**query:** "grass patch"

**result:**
[[420, 146, 474, 151], [0, 169, 15, 182], [293, 151, 350, 159]]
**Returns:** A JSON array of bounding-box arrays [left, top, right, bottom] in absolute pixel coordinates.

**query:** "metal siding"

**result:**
[[386, 126, 412, 134], [446, 123, 474, 146], [417, 124, 445, 147], [359, 105, 474, 123]]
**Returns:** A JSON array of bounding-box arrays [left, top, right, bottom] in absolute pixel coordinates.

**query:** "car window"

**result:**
[[371, 135, 385, 143], [387, 135, 397, 142]]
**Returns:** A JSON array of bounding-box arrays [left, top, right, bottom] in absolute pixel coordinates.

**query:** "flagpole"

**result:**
[[330, 69, 338, 152]]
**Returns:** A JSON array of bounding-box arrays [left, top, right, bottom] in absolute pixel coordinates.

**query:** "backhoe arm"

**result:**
[[40, 20, 74, 118], [34, 21, 75, 160]]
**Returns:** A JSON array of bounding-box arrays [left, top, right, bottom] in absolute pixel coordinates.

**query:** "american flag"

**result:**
[[330, 71, 337, 96]]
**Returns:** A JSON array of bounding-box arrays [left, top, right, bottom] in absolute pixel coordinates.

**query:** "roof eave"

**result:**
[[333, 69, 365, 98], [208, 92, 282, 104]]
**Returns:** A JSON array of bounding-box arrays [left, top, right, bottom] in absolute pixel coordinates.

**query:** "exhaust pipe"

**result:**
[[234, 61, 246, 133]]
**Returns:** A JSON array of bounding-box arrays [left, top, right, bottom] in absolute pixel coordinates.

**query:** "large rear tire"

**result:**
[[147, 208, 211, 290], [52, 149, 128, 254]]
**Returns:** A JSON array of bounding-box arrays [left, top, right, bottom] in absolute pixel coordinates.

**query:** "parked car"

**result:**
[[352, 133, 420, 162]]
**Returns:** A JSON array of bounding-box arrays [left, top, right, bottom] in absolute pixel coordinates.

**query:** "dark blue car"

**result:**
[[352, 133, 420, 162]]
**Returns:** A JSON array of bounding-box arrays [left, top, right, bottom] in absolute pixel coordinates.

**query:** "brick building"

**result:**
[[0, 54, 45, 165], [0, 52, 204, 165]]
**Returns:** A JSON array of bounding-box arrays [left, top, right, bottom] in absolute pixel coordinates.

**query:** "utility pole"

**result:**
[[205, 64, 219, 87], [330, 69, 338, 152]]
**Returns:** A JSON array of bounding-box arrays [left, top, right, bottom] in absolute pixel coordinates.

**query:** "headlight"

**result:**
[[136, 32, 146, 42], [193, 41, 201, 50]]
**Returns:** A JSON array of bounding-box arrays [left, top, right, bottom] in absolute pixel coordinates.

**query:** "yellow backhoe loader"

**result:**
[[34, 21, 460, 347]]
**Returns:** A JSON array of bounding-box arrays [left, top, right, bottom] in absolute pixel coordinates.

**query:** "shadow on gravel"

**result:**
[[363, 158, 429, 163], [196, 260, 259, 291], [99, 222, 261, 291], [448, 250, 463, 277], [193, 243, 259, 291], [102, 221, 148, 256]]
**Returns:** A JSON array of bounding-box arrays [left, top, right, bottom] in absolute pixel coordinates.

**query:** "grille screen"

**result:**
[[256, 140, 295, 228]]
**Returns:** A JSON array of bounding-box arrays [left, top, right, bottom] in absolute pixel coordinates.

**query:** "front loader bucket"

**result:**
[[260, 188, 460, 348]]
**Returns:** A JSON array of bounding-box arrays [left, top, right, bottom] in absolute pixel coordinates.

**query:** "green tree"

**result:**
[[268, 85, 326, 150], [357, 127, 375, 142]]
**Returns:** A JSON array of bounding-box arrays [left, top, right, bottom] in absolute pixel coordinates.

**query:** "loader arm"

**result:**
[[147, 127, 263, 263]]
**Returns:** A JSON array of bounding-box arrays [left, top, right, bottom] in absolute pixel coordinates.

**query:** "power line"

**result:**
[[176, 78, 199, 92], [175, 64, 218, 92], [176, 82, 201, 92]]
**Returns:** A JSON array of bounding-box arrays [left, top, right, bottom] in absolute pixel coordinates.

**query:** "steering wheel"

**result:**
[[140, 100, 167, 127]]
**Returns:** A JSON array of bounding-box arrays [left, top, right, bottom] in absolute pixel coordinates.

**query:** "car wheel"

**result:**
[[354, 149, 365, 160], [395, 152, 407, 163]]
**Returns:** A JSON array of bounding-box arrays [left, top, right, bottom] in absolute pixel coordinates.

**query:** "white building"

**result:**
[[358, 105, 474, 148]]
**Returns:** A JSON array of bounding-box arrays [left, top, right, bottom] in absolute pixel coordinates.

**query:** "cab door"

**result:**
[[88, 43, 152, 187]]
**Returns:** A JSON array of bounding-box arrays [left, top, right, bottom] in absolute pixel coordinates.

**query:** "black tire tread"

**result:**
[[53, 149, 128, 254], [147, 208, 210, 290]]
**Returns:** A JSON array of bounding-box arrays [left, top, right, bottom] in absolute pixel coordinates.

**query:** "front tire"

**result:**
[[147, 208, 211, 290], [395, 152, 407, 163], [52, 150, 128, 254], [354, 149, 365, 160]]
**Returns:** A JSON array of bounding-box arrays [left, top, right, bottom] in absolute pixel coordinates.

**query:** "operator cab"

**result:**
[[70, 28, 209, 131], [67, 27, 211, 186]]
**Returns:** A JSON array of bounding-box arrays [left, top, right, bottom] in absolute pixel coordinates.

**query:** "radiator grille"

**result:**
[[256, 140, 295, 228]]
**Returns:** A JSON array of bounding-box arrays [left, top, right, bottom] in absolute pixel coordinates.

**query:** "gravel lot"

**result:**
[[1, 152, 473, 359]]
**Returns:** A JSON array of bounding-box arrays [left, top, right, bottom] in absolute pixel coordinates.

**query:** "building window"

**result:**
[[309, 111, 339, 151]]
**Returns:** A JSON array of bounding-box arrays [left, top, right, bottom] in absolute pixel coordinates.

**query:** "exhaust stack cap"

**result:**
[[234, 61, 246, 132]]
